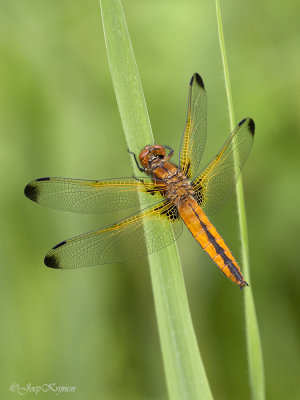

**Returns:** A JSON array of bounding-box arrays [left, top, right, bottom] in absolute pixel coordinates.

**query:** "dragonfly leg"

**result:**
[[164, 145, 174, 160], [127, 149, 146, 173], [132, 176, 144, 183]]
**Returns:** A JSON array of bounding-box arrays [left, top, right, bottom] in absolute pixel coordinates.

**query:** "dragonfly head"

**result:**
[[139, 145, 167, 168]]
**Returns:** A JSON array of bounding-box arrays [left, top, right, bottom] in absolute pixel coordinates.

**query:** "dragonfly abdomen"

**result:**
[[178, 198, 247, 288]]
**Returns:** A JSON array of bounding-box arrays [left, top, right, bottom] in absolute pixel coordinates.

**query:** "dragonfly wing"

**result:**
[[192, 118, 255, 216], [24, 177, 165, 214], [179, 73, 207, 179], [44, 201, 183, 269]]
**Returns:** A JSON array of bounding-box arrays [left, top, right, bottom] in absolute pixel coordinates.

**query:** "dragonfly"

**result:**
[[24, 73, 254, 289]]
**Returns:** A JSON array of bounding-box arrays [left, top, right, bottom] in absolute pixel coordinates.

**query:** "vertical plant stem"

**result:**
[[215, 1, 265, 399], [99, 1, 213, 399]]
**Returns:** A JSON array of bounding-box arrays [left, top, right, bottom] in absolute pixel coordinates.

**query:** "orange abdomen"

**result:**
[[178, 198, 247, 288]]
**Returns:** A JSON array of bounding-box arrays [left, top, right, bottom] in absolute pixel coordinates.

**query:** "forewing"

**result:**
[[179, 73, 207, 179], [44, 201, 183, 269], [192, 118, 255, 215], [24, 177, 165, 214]]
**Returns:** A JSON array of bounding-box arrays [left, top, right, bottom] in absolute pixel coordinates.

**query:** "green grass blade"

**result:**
[[215, 1, 265, 399], [99, 1, 213, 399]]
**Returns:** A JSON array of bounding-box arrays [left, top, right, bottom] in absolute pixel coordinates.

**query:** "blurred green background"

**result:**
[[1, 0, 300, 399]]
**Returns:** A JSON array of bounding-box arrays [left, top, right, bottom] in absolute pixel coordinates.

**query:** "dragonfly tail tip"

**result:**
[[239, 280, 249, 290]]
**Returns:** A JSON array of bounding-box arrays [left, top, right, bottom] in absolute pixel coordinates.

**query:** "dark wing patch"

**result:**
[[24, 183, 39, 202], [44, 254, 60, 269], [194, 177, 204, 205], [193, 73, 205, 89], [155, 202, 180, 221]]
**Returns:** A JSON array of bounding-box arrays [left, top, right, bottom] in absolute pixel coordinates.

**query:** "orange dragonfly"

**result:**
[[24, 73, 254, 289]]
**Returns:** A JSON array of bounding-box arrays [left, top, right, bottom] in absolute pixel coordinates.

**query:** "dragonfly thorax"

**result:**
[[139, 145, 195, 206], [163, 171, 195, 207]]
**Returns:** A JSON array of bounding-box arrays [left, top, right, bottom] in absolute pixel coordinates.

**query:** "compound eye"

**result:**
[[139, 146, 151, 167], [153, 145, 166, 159]]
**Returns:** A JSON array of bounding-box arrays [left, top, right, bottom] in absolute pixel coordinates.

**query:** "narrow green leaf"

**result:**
[[99, 1, 213, 399], [215, 1, 265, 399]]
